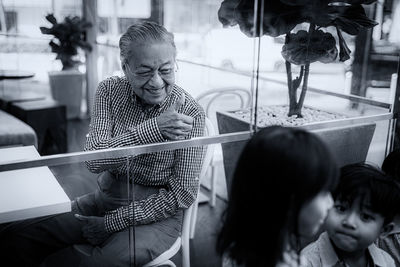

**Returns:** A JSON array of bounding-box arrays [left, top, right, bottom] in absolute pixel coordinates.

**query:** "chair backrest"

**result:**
[[195, 87, 251, 119], [201, 117, 216, 176]]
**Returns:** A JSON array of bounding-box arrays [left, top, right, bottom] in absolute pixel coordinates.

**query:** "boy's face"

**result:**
[[325, 197, 385, 253]]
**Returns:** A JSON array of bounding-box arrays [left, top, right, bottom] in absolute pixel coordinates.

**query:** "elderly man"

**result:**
[[0, 21, 205, 267]]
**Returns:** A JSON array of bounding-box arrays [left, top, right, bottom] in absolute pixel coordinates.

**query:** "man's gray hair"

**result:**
[[119, 21, 176, 66]]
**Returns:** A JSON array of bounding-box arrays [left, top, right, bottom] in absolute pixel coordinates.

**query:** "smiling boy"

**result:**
[[301, 163, 400, 267]]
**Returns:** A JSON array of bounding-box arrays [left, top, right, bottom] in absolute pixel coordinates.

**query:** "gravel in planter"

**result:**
[[233, 105, 347, 127]]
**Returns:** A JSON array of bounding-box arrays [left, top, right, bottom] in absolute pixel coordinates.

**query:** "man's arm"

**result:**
[[84, 80, 165, 173], [104, 110, 205, 232]]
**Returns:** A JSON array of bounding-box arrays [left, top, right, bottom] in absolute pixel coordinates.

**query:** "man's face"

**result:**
[[124, 42, 176, 106], [325, 197, 385, 253]]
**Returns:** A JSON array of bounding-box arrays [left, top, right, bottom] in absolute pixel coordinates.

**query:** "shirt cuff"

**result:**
[[135, 118, 165, 144]]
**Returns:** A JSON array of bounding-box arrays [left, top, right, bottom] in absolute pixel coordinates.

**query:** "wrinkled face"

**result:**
[[298, 191, 334, 237], [123, 42, 176, 106], [325, 197, 385, 253]]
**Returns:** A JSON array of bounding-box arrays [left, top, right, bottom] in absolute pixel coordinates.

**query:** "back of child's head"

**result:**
[[334, 163, 399, 224], [382, 149, 400, 217], [382, 149, 400, 182], [217, 126, 339, 267]]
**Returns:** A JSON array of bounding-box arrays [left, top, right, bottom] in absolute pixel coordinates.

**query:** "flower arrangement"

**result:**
[[40, 14, 92, 70], [218, 0, 378, 117]]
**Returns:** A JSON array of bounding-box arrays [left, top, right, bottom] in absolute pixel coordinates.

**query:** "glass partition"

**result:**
[[0, 0, 399, 266], [0, 139, 247, 266]]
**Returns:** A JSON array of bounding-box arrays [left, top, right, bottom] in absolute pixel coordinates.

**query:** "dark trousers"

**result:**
[[0, 171, 182, 267]]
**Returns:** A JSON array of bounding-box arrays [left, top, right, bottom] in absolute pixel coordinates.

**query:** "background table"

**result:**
[[9, 100, 67, 155], [0, 146, 70, 223], [0, 70, 35, 80]]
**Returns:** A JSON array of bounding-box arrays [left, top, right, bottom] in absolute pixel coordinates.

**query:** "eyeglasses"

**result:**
[[125, 63, 177, 81]]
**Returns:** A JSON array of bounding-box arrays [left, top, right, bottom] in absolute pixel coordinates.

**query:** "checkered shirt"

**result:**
[[84, 76, 205, 232]]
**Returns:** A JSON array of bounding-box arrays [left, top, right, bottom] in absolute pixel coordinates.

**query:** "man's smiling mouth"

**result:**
[[146, 87, 164, 94]]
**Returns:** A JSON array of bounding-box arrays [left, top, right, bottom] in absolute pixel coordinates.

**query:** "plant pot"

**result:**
[[216, 108, 376, 197], [48, 70, 84, 120]]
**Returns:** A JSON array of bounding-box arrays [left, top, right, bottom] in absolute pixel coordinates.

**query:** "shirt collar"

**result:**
[[368, 243, 389, 267], [318, 232, 388, 267], [318, 232, 340, 266]]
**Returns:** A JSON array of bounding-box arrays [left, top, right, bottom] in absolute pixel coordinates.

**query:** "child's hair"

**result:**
[[382, 149, 400, 182], [334, 163, 400, 224], [216, 126, 339, 267], [382, 149, 400, 215]]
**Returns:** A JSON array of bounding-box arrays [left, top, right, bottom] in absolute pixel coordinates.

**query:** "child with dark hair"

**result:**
[[217, 126, 339, 267], [382, 149, 400, 179], [302, 163, 399, 267], [377, 149, 400, 267]]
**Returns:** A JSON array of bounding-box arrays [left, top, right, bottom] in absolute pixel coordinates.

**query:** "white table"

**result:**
[[0, 146, 70, 223]]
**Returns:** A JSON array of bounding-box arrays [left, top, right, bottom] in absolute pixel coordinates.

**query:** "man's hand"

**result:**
[[75, 214, 111, 246], [156, 93, 193, 141]]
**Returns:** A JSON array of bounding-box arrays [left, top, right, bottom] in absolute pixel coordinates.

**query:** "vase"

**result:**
[[48, 70, 84, 120]]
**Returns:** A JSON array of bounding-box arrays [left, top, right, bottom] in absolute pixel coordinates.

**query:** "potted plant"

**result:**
[[216, 0, 382, 186], [40, 14, 92, 119]]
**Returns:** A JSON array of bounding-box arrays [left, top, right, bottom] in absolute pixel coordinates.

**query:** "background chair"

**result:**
[[195, 87, 251, 207], [73, 117, 216, 267], [189, 117, 216, 239]]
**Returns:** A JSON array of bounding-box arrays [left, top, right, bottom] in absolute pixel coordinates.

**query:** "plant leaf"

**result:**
[[45, 14, 57, 25], [336, 27, 351, 61], [49, 41, 61, 54], [218, 0, 240, 27], [234, 0, 305, 37], [39, 27, 52, 34], [333, 5, 378, 35], [281, 30, 337, 65]]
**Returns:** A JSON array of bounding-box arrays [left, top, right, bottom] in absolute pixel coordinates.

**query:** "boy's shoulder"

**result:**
[[376, 233, 400, 266], [369, 242, 396, 267]]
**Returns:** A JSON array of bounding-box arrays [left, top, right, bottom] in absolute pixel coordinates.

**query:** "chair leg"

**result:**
[[182, 237, 191, 267], [189, 198, 199, 239], [210, 164, 217, 207]]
